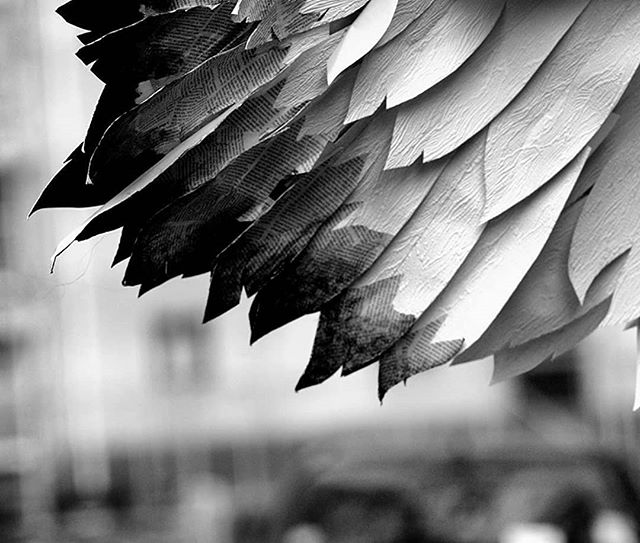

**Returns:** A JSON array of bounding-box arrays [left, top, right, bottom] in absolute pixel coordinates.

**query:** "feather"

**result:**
[[75, 81, 305, 244], [123, 122, 328, 291], [246, 1, 323, 49], [41, 0, 640, 402], [326, 0, 397, 84], [205, 111, 395, 320], [483, 0, 640, 220], [376, 0, 437, 48], [303, 134, 486, 384], [457, 201, 627, 364], [491, 299, 611, 384], [432, 149, 589, 345], [387, 0, 589, 167], [52, 105, 240, 265], [299, 67, 357, 140], [372, 148, 589, 393], [569, 71, 640, 326], [34, 4, 242, 215], [301, 0, 369, 22], [76, 6, 239, 86], [87, 44, 289, 192], [346, 0, 505, 121], [57, 0, 221, 38], [377, 318, 463, 401], [249, 152, 448, 342]]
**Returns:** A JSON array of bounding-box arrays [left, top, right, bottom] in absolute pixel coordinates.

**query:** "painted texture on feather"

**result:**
[[87, 44, 289, 191], [204, 109, 395, 320], [77, 5, 239, 89], [373, 150, 590, 389], [378, 319, 463, 400], [376, 0, 437, 48], [483, 0, 640, 220], [57, 0, 221, 38], [299, 68, 357, 140], [301, 0, 368, 21], [570, 71, 640, 326], [276, 31, 344, 109], [74, 81, 306, 244], [387, 0, 589, 167], [205, 156, 369, 320], [41, 0, 640, 400], [491, 300, 611, 384], [35, 4, 241, 213], [327, 0, 397, 84], [433, 149, 589, 345], [122, 123, 327, 290], [249, 156, 447, 340], [233, 0, 274, 22], [347, 0, 504, 122], [457, 201, 626, 364], [241, 119, 393, 297], [52, 105, 240, 263], [246, 0, 323, 48], [307, 135, 486, 379]]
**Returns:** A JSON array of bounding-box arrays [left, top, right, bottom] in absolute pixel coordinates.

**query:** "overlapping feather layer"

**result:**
[[36, 0, 640, 399]]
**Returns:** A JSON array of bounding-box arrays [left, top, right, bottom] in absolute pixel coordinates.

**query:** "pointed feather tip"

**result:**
[[325, 0, 397, 86], [248, 303, 273, 345], [28, 200, 43, 219], [29, 149, 87, 217], [326, 64, 342, 87], [479, 193, 520, 224], [248, 332, 259, 346], [29, 182, 58, 218], [136, 282, 156, 298], [295, 371, 319, 392], [124, 273, 161, 297], [489, 363, 510, 386], [295, 367, 337, 392], [49, 254, 58, 275], [569, 247, 631, 311], [111, 250, 130, 269], [249, 295, 303, 345], [377, 389, 387, 405], [55, 0, 92, 29], [203, 291, 240, 325], [567, 266, 595, 306], [377, 381, 393, 404], [121, 263, 143, 289], [55, 1, 74, 19]]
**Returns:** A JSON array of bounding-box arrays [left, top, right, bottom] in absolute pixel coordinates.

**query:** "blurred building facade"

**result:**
[[1, 1, 640, 541]]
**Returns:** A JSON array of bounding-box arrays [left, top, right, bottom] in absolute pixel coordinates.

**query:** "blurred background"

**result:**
[[2, 1, 640, 542]]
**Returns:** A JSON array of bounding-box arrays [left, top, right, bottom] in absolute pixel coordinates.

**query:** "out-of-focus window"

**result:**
[[0, 178, 8, 269], [0, 1, 34, 165], [520, 352, 581, 412], [149, 313, 211, 393], [0, 338, 16, 439]]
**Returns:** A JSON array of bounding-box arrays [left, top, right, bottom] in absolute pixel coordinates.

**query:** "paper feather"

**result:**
[[36, 0, 640, 403]]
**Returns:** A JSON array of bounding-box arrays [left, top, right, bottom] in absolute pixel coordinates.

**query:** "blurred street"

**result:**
[[2, 1, 640, 542]]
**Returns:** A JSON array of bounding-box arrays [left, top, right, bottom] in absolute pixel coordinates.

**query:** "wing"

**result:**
[[37, 0, 640, 401]]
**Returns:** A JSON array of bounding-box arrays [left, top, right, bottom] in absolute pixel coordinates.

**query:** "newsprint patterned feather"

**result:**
[[35, 0, 640, 403]]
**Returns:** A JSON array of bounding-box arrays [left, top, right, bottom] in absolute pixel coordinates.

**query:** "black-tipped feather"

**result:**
[[41, 0, 640, 400]]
